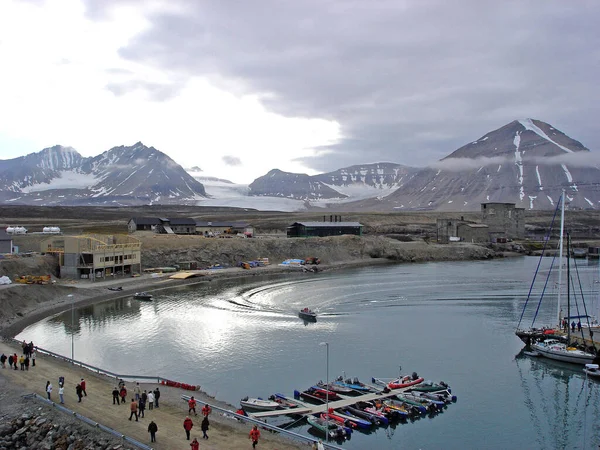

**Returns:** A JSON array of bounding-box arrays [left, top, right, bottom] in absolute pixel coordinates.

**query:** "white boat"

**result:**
[[240, 397, 280, 411], [133, 292, 152, 301], [532, 339, 595, 365], [518, 190, 598, 366], [583, 364, 600, 379]]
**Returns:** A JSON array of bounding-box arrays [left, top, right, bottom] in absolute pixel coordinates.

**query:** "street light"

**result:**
[[68, 294, 74, 363], [319, 342, 329, 443], [583, 363, 599, 448]]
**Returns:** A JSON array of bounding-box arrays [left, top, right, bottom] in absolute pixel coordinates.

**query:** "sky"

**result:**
[[0, 0, 598, 184]]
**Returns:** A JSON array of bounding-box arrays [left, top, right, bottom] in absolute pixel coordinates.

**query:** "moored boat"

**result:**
[[372, 373, 424, 390], [330, 409, 372, 429], [306, 415, 351, 440], [294, 386, 340, 403], [240, 396, 281, 411], [398, 392, 444, 411], [583, 364, 600, 379], [316, 381, 354, 394], [333, 376, 375, 392], [345, 405, 388, 426], [133, 292, 152, 301], [532, 338, 596, 365], [268, 393, 299, 408], [383, 398, 421, 416]]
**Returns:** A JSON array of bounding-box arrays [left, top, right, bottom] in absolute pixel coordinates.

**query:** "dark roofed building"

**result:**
[[157, 218, 196, 234], [287, 221, 363, 238], [128, 217, 161, 233], [0, 230, 14, 254]]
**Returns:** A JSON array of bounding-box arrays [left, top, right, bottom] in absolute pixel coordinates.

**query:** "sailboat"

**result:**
[[516, 190, 598, 365]]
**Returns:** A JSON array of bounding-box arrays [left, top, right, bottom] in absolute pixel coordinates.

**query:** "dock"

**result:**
[[249, 385, 415, 419]]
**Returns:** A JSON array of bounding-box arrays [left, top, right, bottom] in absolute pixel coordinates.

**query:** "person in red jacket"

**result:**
[[188, 396, 197, 415], [190, 437, 200, 450], [249, 425, 260, 449], [80, 378, 87, 396], [201, 403, 211, 417], [183, 416, 194, 440]]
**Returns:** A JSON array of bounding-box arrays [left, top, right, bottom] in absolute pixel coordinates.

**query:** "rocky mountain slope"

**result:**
[[0, 143, 206, 206]]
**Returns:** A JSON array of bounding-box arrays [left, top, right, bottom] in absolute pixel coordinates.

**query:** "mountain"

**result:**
[[366, 119, 600, 211], [248, 163, 417, 203], [0, 143, 206, 206]]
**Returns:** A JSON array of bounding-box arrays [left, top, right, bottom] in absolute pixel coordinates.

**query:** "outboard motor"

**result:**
[[411, 372, 418, 380]]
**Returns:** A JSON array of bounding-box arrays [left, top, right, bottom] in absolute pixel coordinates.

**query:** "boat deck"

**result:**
[[249, 385, 414, 419]]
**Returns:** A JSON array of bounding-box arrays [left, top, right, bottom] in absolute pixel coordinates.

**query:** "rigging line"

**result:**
[[572, 257, 597, 351], [530, 252, 558, 328], [517, 196, 561, 329]]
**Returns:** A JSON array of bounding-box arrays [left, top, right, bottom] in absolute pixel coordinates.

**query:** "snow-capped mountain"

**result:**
[[248, 163, 417, 202], [369, 119, 600, 211], [0, 143, 206, 205]]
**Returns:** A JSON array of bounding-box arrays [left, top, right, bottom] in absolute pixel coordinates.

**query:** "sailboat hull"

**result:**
[[532, 342, 595, 365]]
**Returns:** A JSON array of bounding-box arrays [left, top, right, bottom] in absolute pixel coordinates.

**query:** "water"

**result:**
[[17, 257, 600, 449]]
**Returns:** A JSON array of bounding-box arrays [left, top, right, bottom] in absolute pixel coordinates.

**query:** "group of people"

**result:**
[[184, 397, 211, 443], [46, 377, 87, 404], [562, 318, 583, 333]]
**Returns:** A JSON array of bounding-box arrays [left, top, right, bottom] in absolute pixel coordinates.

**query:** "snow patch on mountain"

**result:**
[[519, 118, 574, 153], [20, 170, 97, 193]]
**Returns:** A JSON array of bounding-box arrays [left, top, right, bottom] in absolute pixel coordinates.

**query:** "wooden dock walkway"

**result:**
[[249, 385, 412, 419]]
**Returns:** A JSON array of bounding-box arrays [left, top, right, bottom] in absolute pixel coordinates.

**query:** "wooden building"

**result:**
[[287, 221, 363, 238], [41, 234, 141, 281], [195, 221, 254, 237], [128, 217, 161, 233]]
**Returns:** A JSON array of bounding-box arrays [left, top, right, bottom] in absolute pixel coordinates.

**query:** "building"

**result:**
[[158, 218, 196, 234], [195, 221, 254, 237], [287, 221, 363, 238], [481, 202, 525, 239], [437, 219, 490, 243], [41, 234, 141, 280], [0, 230, 13, 254], [128, 217, 161, 233]]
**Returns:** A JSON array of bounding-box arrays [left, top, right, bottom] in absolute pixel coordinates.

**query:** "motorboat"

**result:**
[[240, 396, 280, 411], [316, 381, 353, 394], [133, 292, 152, 301], [108, 286, 123, 291], [268, 393, 299, 408], [583, 364, 600, 379], [344, 405, 388, 426], [333, 376, 375, 393], [294, 386, 340, 403], [306, 415, 351, 440], [372, 374, 424, 390], [298, 308, 317, 322]]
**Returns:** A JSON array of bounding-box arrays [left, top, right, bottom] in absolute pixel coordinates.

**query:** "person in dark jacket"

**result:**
[[76, 383, 83, 402], [112, 387, 120, 405], [201, 416, 209, 439], [153, 387, 160, 408], [147, 420, 158, 442], [138, 397, 146, 418]]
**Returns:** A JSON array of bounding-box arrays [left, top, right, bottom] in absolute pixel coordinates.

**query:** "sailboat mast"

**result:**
[[557, 189, 565, 326], [566, 233, 572, 343]]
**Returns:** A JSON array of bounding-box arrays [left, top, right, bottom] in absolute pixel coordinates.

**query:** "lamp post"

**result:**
[[319, 342, 329, 443], [583, 363, 599, 449], [68, 294, 74, 363]]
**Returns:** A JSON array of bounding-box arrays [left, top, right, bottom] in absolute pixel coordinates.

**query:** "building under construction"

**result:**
[[40, 234, 142, 281]]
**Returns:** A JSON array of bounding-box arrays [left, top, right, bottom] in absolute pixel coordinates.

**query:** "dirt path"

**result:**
[[0, 341, 304, 450]]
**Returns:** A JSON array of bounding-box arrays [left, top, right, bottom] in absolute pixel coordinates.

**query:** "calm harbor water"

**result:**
[[17, 257, 600, 449]]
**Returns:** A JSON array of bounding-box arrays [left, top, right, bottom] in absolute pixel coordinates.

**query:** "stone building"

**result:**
[[436, 219, 490, 243], [481, 202, 525, 239]]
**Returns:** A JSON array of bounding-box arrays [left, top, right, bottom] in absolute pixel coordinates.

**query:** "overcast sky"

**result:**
[[1, 0, 598, 183]]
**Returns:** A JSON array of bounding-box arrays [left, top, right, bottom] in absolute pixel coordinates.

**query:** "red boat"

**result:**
[[295, 386, 340, 403], [387, 376, 424, 390], [321, 412, 357, 428]]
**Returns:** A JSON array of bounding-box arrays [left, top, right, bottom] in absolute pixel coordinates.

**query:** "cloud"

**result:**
[[222, 155, 242, 166], [93, 0, 600, 172]]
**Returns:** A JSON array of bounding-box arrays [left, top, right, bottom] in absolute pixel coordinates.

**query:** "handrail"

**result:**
[[8, 339, 186, 385], [180, 394, 343, 450], [22, 393, 153, 450]]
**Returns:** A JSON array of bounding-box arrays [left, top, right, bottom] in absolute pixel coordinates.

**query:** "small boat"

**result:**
[[320, 412, 356, 428], [133, 292, 152, 300], [316, 381, 354, 394], [333, 376, 375, 393], [306, 415, 351, 440], [294, 387, 340, 403], [298, 308, 317, 322], [381, 399, 413, 417], [523, 350, 541, 357], [583, 365, 600, 379], [415, 389, 457, 403], [372, 374, 424, 390], [268, 394, 299, 409], [532, 338, 596, 365], [344, 405, 388, 426], [108, 286, 123, 291], [398, 392, 444, 411], [407, 380, 451, 393], [332, 409, 373, 429], [240, 397, 280, 411]]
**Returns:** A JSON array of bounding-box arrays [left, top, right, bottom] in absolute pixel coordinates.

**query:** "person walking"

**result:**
[[46, 381, 53, 400], [112, 386, 120, 405], [183, 416, 194, 440], [19, 355, 25, 370], [571, 321, 576, 332], [201, 403, 211, 417], [153, 387, 160, 408], [249, 425, 260, 449], [188, 396, 197, 415], [129, 398, 138, 421], [76, 383, 83, 402], [577, 320, 582, 332], [7, 354, 13, 369], [31, 348, 36, 367], [24, 356, 30, 370], [0, 353, 6, 368], [201, 416, 209, 439], [147, 420, 158, 443], [12, 353, 18, 370], [80, 378, 87, 396], [59, 384, 65, 404], [138, 397, 146, 418], [120, 386, 128, 405], [190, 437, 200, 450], [147, 391, 154, 410], [134, 382, 141, 401]]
